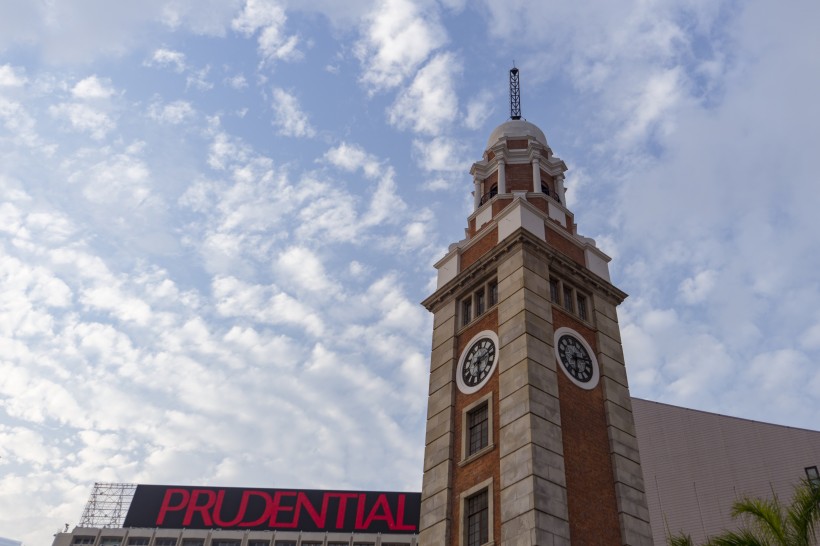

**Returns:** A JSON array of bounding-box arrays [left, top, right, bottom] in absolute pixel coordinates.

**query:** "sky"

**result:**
[[0, 0, 818, 543]]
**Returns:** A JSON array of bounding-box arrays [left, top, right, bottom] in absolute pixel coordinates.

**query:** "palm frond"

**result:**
[[667, 532, 695, 546], [705, 528, 769, 546], [731, 496, 786, 544], [783, 479, 820, 546]]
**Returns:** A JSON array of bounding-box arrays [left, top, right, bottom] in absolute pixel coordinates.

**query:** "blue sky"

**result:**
[[1, 1, 819, 543]]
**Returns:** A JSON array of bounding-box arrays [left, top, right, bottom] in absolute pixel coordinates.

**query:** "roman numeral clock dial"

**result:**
[[553, 327, 600, 389], [456, 330, 500, 394]]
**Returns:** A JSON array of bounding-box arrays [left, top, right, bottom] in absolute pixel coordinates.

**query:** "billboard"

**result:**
[[123, 485, 421, 534]]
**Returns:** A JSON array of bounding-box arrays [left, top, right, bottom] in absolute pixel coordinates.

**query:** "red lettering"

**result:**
[[237, 490, 274, 528], [183, 489, 217, 526], [268, 491, 298, 528], [214, 489, 272, 528], [362, 494, 395, 529], [354, 493, 367, 529], [332, 493, 359, 529], [295, 492, 328, 529], [393, 494, 416, 531], [156, 489, 189, 525]]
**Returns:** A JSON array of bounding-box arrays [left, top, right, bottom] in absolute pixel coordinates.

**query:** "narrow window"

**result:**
[[475, 289, 485, 317], [563, 285, 574, 312], [465, 490, 489, 546], [549, 278, 560, 304], [488, 280, 498, 306], [467, 402, 489, 456], [462, 297, 472, 326], [577, 294, 588, 320], [541, 183, 550, 196], [807, 466, 820, 488]]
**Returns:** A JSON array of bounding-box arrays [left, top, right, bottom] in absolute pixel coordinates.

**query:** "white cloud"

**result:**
[[186, 66, 214, 91], [412, 136, 470, 172], [149, 100, 195, 124], [354, 0, 448, 91], [226, 73, 248, 89], [275, 246, 340, 295], [271, 87, 315, 137], [146, 47, 188, 72], [324, 142, 383, 179], [67, 151, 153, 207], [463, 90, 494, 130], [678, 270, 716, 304], [0, 64, 27, 87], [49, 102, 115, 139], [388, 52, 460, 135], [71, 75, 115, 99], [232, 0, 301, 63]]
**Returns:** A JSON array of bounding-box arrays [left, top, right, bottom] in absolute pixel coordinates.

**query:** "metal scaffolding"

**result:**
[[78, 482, 137, 528]]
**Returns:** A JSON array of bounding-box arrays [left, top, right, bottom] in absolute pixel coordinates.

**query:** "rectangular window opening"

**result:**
[[467, 402, 489, 456], [462, 298, 472, 326], [488, 280, 498, 306], [127, 539, 149, 546], [154, 539, 177, 546], [562, 286, 574, 312], [475, 289, 485, 317], [465, 490, 489, 546], [807, 466, 820, 488], [577, 294, 588, 320], [549, 278, 560, 304]]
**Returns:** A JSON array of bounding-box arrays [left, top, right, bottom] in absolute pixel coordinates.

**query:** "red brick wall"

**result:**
[[505, 163, 532, 192], [451, 310, 500, 546], [507, 139, 528, 149], [552, 308, 622, 545], [461, 227, 497, 270], [546, 224, 584, 266]]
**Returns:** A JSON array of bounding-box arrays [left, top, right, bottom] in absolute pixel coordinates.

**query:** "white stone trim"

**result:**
[[460, 391, 495, 463], [458, 477, 495, 546]]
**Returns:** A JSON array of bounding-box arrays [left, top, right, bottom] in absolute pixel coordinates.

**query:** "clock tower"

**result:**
[[418, 84, 653, 545]]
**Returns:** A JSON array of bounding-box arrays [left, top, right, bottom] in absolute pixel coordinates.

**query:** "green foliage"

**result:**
[[666, 480, 820, 546]]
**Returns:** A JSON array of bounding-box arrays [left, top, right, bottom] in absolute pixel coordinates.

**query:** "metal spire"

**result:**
[[509, 66, 521, 120]]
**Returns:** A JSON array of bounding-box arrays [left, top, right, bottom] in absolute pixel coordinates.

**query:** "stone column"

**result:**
[[532, 158, 541, 193], [556, 175, 566, 204], [474, 177, 482, 210], [498, 160, 506, 194]]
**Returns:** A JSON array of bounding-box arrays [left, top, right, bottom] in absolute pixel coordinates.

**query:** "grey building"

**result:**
[[633, 398, 820, 544]]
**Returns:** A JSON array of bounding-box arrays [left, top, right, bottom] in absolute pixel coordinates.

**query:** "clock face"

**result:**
[[554, 327, 600, 389], [456, 330, 499, 394]]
